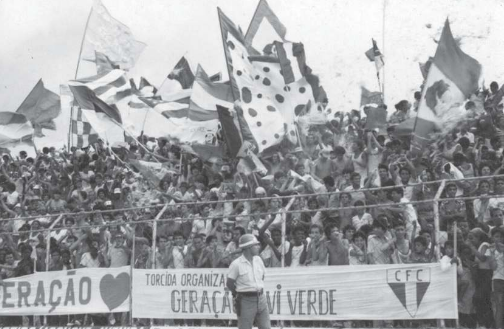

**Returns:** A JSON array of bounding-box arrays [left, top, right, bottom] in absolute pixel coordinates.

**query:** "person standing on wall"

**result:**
[[226, 234, 271, 329]]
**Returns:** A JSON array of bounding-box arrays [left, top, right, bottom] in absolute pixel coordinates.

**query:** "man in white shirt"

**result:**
[[226, 234, 270, 329]]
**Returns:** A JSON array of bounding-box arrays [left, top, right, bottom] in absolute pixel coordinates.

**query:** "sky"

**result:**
[[1, 0, 504, 115]]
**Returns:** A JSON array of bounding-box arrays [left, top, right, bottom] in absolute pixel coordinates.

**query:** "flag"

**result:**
[[216, 105, 242, 158], [0, 112, 34, 148], [364, 106, 387, 131], [83, 51, 120, 74], [158, 89, 192, 104], [412, 19, 481, 152], [365, 39, 384, 70], [244, 0, 287, 55], [190, 65, 234, 121], [127, 77, 159, 109], [130, 159, 175, 188], [492, 85, 504, 109], [139, 97, 189, 119], [179, 144, 224, 163], [163, 118, 221, 145], [68, 84, 125, 146], [68, 85, 122, 124], [139, 77, 157, 95], [236, 141, 268, 175], [70, 106, 100, 148], [166, 56, 195, 90], [419, 57, 433, 80], [209, 72, 222, 82], [317, 86, 328, 104], [218, 7, 245, 100], [71, 69, 131, 105], [274, 41, 327, 106], [80, 0, 146, 70], [16, 79, 61, 132], [219, 8, 315, 151], [274, 41, 309, 84], [360, 86, 383, 107]]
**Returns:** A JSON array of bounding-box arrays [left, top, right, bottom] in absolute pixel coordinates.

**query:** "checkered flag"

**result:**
[[71, 106, 99, 148]]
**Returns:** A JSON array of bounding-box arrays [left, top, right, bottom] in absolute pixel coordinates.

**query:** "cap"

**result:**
[[238, 234, 260, 249], [113, 188, 121, 194], [255, 187, 266, 195]]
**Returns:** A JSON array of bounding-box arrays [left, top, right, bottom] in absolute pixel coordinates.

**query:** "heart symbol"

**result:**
[[99, 272, 131, 311]]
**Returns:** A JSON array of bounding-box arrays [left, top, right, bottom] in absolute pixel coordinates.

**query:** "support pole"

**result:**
[[151, 204, 168, 268], [44, 214, 64, 325], [433, 179, 446, 328], [433, 179, 446, 262], [454, 221, 459, 328], [130, 230, 136, 326]]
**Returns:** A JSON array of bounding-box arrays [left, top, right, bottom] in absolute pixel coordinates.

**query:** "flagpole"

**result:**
[[74, 7, 93, 80], [382, 0, 386, 103], [69, 7, 92, 153], [110, 120, 161, 163], [217, 7, 238, 101]]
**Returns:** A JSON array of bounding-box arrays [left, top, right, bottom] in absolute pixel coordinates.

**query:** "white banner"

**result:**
[[132, 263, 457, 320], [0, 267, 130, 315]]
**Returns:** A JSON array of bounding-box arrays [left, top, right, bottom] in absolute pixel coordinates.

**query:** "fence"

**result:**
[[1, 174, 501, 326]]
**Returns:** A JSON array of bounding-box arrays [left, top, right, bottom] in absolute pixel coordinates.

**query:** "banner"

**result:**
[[132, 263, 457, 320], [0, 267, 130, 315]]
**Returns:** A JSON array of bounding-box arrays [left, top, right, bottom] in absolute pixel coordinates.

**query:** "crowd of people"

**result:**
[[1, 81, 504, 328]]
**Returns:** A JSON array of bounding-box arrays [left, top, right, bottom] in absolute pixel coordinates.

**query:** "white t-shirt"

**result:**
[[492, 250, 504, 280], [289, 244, 305, 267], [172, 246, 187, 269], [80, 252, 101, 268], [352, 213, 373, 230], [261, 241, 290, 268]]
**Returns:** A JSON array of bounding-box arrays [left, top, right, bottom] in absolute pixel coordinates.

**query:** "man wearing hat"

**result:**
[[226, 234, 270, 329]]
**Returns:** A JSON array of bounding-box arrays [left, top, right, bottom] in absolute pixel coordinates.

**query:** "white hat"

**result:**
[[113, 188, 121, 194], [238, 234, 260, 249], [255, 187, 266, 195]]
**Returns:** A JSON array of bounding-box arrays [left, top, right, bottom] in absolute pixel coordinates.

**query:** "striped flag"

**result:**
[[365, 39, 384, 70], [70, 106, 100, 148], [70, 69, 131, 105], [68, 84, 125, 146], [139, 97, 189, 119], [245, 0, 287, 55], [127, 77, 159, 109], [190, 65, 234, 121], [80, 0, 146, 70], [412, 19, 481, 152], [68, 85, 122, 124], [0, 112, 34, 148], [159, 89, 191, 104]]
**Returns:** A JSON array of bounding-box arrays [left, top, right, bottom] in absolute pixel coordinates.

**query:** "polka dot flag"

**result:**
[[218, 8, 314, 152]]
